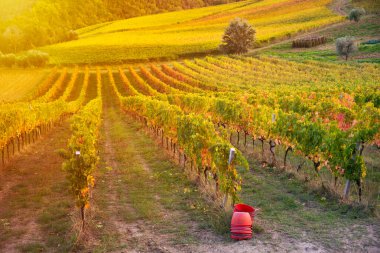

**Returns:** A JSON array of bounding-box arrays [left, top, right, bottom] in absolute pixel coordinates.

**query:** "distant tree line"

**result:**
[[0, 50, 49, 67], [0, 0, 242, 53]]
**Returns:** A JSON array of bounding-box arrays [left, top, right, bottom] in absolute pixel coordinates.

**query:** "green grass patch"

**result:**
[[359, 43, 380, 53], [237, 154, 376, 251], [262, 49, 338, 62], [19, 242, 46, 253]]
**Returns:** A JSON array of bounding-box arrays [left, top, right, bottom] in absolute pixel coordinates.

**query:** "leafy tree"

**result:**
[[348, 8, 366, 22], [220, 17, 256, 54], [24, 50, 49, 67], [336, 36, 357, 61], [2, 25, 24, 53], [0, 53, 16, 67], [0, 50, 49, 68]]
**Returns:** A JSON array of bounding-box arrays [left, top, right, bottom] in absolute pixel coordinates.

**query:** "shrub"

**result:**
[[24, 50, 49, 67], [348, 8, 366, 22], [0, 53, 16, 67], [336, 36, 357, 61], [220, 17, 256, 54], [0, 50, 49, 68], [292, 36, 327, 48], [66, 30, 79, 41], [16, 55, 30, 68]]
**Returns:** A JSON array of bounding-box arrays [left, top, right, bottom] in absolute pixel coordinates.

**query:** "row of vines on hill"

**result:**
[[0, 64, 103, 228], [2, 57, 378, 211], [61, 68, 102, 228], [0, 67, 91, 166], [1, 66, 103, 231], [107, 67, 249, 205], [117, 57, 379, 201]]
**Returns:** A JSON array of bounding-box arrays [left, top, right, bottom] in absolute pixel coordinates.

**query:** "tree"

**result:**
[[348, 8, 366, 22], [24, 50, 49, 67], [220, 17, 256, 54], [336, 37, 357, 61], [0, 53, 16, 67], [2, 26, 24, 53]]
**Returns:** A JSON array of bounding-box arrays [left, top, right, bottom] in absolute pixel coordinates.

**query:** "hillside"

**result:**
[[352, 0, 380, 13], [1, 0, 380, 251], [40, 0, 344, 65], [0, 0, 241, 53], [260, 15, 380, 63]]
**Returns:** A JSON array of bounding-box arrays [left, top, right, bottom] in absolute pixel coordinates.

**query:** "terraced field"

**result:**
[[40, 0, 344, 64]]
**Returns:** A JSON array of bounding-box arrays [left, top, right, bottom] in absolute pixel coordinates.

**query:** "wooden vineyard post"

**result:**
[[343, 180, 350, 200], [260, 137, 264, 162], [269, 114, 276, 165], [228, 148, 236, 166], [223, 148, 235, 209], [284, 146, 292, 168], [269, 139, 276, 166]]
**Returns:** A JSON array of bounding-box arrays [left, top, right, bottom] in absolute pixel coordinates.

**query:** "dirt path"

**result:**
[[247, 21, 349, 55], [93, 107, 182, 252], [246, 0, 350, 55], [331, 0, 349, 16], [84, 74, 196, 252], [0, 121, 75, 253]]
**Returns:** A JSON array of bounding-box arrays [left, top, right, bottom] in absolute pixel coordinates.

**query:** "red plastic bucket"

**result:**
[[234, 203, 255, 221], [230, 205, 256, 241], [230, 212, 252, 227]]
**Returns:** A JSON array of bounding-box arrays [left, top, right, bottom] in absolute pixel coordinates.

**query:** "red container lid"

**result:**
[[234, 203, 255, 214]]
